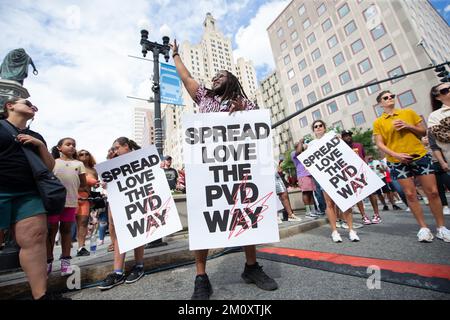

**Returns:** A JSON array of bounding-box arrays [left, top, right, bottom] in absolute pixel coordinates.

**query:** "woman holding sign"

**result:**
[[98, 137, 146, 290], [373, 90, 450, 243], [172, 39, 278, 300], [310, 120, 360, 243]]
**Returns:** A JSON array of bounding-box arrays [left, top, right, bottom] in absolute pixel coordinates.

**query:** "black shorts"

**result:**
[[375, 178, 392, 195]]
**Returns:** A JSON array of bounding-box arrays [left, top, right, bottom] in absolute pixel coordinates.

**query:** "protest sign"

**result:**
[[95, 146, 182, 254], [298, 132, 385, 212], [182, 110, 279, 250]]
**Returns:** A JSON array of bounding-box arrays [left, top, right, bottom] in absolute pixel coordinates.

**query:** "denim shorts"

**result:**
[[0, 190, 46, 229], [388, 154, 434, 180]]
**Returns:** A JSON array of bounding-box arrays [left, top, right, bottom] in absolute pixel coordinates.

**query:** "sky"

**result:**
[[0, 0, 449, 162]]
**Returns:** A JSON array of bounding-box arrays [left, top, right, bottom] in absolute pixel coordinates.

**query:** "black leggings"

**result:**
[[432, 162, 450, 206]]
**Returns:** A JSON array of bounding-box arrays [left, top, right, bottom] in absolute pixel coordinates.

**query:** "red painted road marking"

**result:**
[[258, 247, 450, 280]]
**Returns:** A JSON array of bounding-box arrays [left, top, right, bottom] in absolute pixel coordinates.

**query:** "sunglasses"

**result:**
[[78, 152, 90, 156], [382, 94, 396, 101], [17, 100, 38, 111], [438, 87, 450, 96], [314, 124, 324, 129]]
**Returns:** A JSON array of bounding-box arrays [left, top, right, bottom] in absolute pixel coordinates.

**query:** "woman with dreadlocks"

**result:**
[[171, 39, 278, 300]]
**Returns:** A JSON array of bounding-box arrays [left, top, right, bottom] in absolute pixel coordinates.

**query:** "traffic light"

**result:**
[[435, 65, 449, 82]]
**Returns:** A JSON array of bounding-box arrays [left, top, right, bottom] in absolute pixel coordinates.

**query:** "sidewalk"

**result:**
[[0, 212, 326, 300]]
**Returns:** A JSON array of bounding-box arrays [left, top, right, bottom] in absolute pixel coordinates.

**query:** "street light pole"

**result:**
[[140, 29, 170, 157]]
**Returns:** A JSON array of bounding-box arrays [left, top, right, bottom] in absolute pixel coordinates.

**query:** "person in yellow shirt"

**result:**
[[373, 90, 450, 243]]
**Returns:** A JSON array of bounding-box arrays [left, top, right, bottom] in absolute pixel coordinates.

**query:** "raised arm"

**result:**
[[171, 39, 199, 101]]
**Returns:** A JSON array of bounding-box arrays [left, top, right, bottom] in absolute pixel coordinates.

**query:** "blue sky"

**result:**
[[0, 0, 448, 161]]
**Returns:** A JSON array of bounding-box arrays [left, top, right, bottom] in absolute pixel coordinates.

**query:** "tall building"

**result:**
[[133, 104, 155, 147], [257, 71, 293, 160], [163, 13, 259, 167], [267, 0, 450, 142]]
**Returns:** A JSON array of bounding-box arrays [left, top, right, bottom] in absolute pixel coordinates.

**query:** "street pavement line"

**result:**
[[257, 247, 450, 294]]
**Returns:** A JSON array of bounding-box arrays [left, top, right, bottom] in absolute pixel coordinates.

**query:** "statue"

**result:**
[[0, 48, 38, 85]]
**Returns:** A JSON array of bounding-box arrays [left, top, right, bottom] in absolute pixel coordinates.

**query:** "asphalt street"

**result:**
[[65, 201, 450, 300]]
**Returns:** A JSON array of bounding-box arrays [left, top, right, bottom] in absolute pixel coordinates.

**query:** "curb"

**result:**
[[0, 218, 326, 300]]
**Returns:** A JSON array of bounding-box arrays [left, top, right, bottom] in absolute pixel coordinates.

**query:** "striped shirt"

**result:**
[[194, 85, 256, 113]]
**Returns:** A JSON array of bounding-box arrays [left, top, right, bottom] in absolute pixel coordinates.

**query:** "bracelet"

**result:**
[[172, 53, 180, 58]]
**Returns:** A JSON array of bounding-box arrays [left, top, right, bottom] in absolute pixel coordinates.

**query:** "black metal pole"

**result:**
[[272, 61, 450, 129], [152, 49, 163, 158]]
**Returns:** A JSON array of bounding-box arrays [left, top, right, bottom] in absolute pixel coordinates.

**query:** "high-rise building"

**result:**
[[267, 0, 450, 142], [133, 104, 154, 147], [257, 71, 293, 160], [163, 13, 259, 167]]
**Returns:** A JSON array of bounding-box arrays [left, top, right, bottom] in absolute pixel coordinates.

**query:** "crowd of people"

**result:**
[[0, 43, 449, 300]]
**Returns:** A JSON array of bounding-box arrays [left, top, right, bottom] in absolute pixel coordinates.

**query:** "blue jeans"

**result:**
[[98, 210, 108, 241], [313, 178, 326, 212], [389, 179, 408, 207]]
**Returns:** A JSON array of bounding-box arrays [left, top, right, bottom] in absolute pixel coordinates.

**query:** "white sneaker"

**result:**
[[288, 214, 302, 222], [417, 227, 434, 242], [331, 230, 342, 243], [349, 230, 360, 242], [436, 226, 450, 242], [406, 208, 411, 212], [443, 206, 450, 216], [277, 216, 283, 224], [423, 197, 429, 205], [336, 220, 342, 228], [341, 222, 349, 229]]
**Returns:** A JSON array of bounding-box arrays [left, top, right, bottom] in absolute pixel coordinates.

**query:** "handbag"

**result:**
[[0, 120, 66, 214]]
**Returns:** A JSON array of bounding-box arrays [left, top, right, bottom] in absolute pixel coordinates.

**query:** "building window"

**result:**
[[366, 80, 380, 95], [344, 20, 357, 36], [294, 44, 303, 56], [370, 24, 386, 40], [287, 17, 294, 27], [303, 74, 312, 87], [333, 52, 345, 66], [380, 44, 396, 61], [277, 28, 283, 37], [388, 66, 405, 83], [327, 101, 338, 114], [307, 33, 316, 45], [363, 4, 378, 21], [300, 116, 308, 128], [288, 68, 295, 79], [327, 35, 338, 49], [303, 18, 311, 30], [373, 104, 384, 117], [295, 99, 304, 110], [338, 3, 350, 19], [284, 54, 291, 65], [333, 120, 344, 130], [358, 58, 372, 74], [298, 4, 306, 16], [322, 82, 332, 96], [398, 90, 416, 108], [280, 41, 287, 51], [353, 111, 366, 126], [291, 83, 300, 95], [339, 70, 351, 85], [322, 18, 332, 32], [316, 65, 326, 78], [311, 48, 321, 61], [291, 31, 298, 41], [346, 91, 359, 105], [317, 3, 327, 16], [312, 109, 322, 120], [307, 91, 317, 104], [351, 39, 365, 54], [298, 59, 307, 71]]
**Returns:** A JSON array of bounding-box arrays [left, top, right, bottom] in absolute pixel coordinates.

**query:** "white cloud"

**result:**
[[233, 0, 289, 77], [445, 4, 450, 12], [0, 0, 286, 162]]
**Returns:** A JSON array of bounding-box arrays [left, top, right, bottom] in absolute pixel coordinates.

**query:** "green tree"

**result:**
[[349, 127, 377, 157]]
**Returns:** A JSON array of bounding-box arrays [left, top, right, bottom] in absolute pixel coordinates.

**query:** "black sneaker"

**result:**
[[125, 265, 145, 284], [382, 205, 389, 211], [76, 247, 90, 257], [191, 274, 213, 300], [392, 205, 402, 210], [98, 272, 125, 290], [241, 262, 278, 291]]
